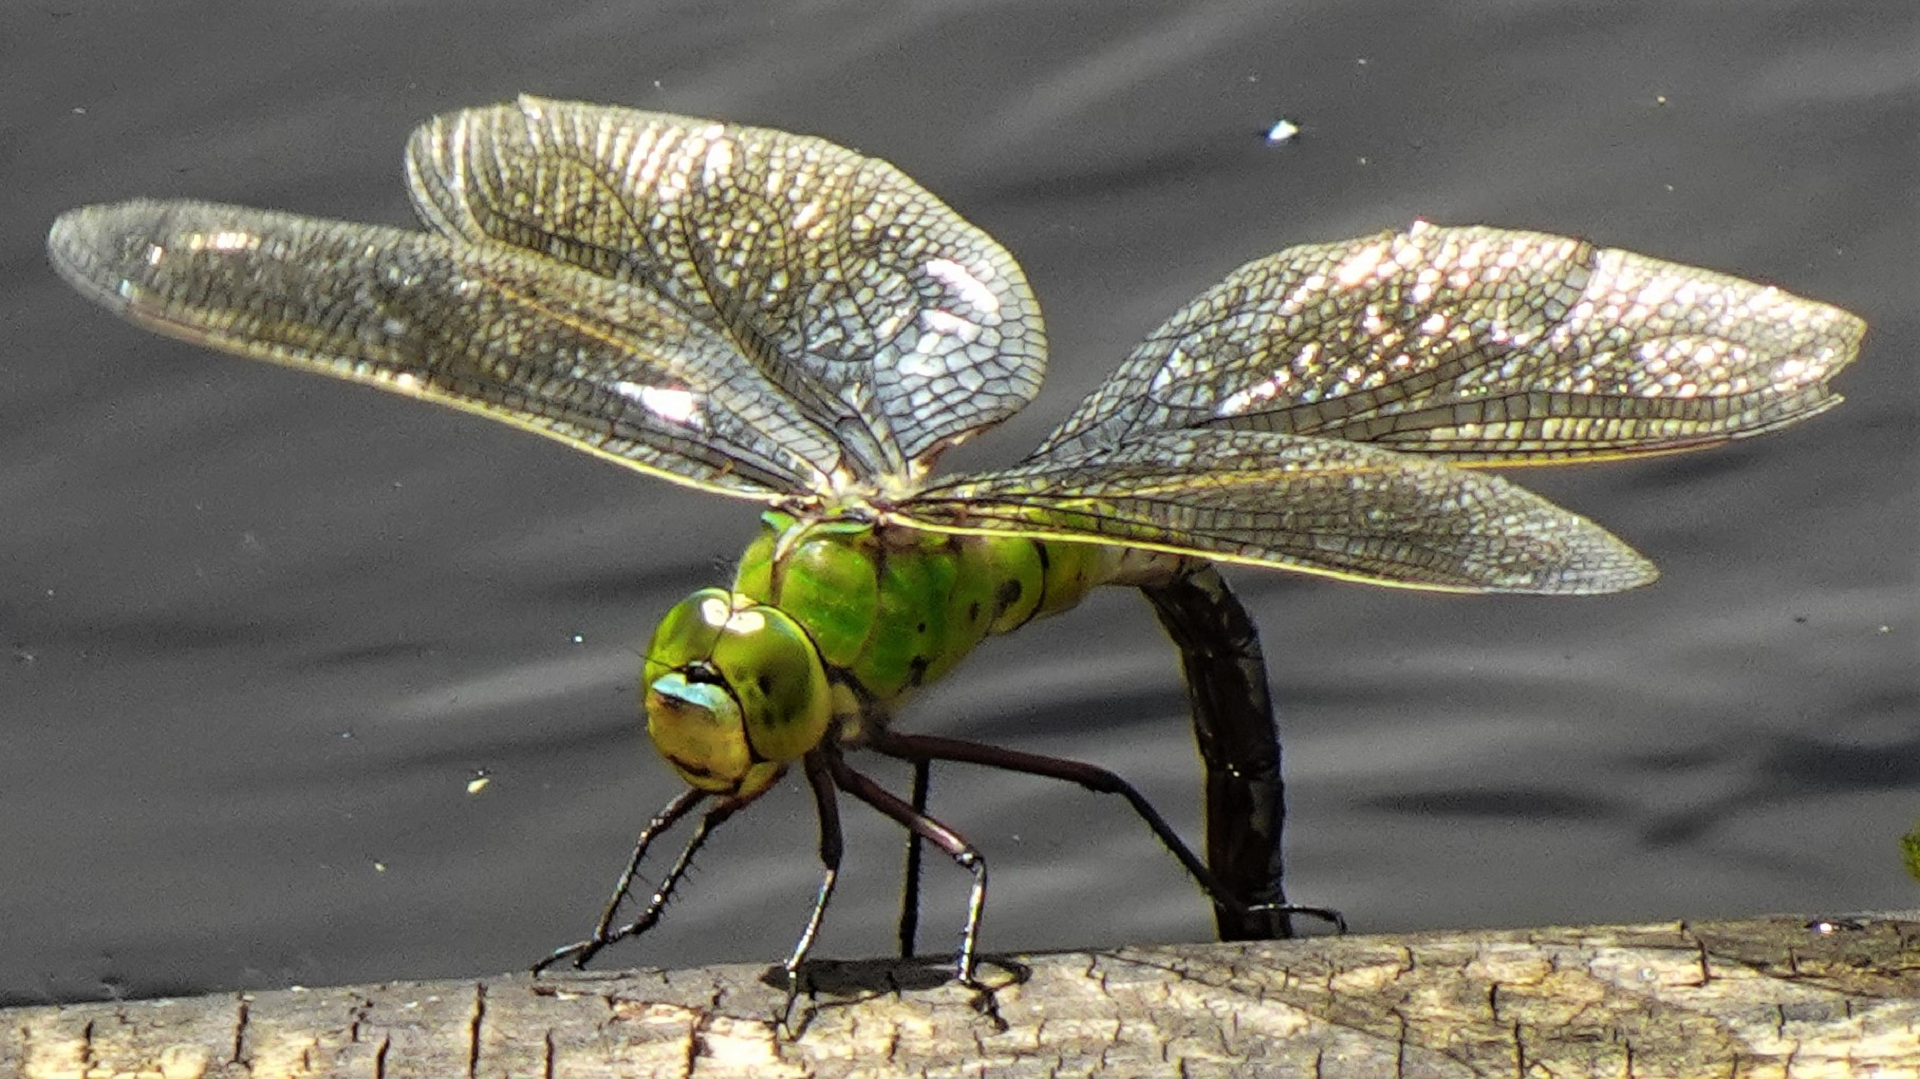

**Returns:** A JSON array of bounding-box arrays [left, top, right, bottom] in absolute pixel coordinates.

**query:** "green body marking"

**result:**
[[732, 510, 1105, 713], [641, 509, 1128, 796]]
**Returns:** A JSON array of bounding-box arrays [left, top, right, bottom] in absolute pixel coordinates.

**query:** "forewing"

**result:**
[[47, 199, 851, 499], [1035, 222, 1863, 463], [901, 430, 1655, 595], [405, 96, 1046, 484]]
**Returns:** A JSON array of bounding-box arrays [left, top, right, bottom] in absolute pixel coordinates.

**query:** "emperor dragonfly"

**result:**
[[46, 97, 1862, 993]]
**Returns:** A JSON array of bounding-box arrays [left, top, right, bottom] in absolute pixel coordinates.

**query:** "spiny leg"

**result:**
[[531, 786, 705, 972], [590, 788, 707, 943], [827, 752, 990, 987], [896, 757, 932, 959], [869, 729, 1344, 933], [532, 787, 737, 973]]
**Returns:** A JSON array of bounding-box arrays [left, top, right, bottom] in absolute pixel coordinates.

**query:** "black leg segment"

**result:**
[[532, 786, 736, 974], [827, 750, 990, 986], [868, 727, 1342, 935], [897, 756, 932, 959]]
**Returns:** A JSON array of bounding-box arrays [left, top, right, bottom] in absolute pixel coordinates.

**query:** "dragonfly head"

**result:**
[[643, 588, 832, 799]]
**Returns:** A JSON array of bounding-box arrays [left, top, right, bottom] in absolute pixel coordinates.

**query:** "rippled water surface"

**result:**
[[4, 1, 1914, 1005]]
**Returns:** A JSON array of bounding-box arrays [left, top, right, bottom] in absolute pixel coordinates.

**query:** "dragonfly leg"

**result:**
[[781, 750, 845, 1023], [868, 728, 1343, 934], [589, 788, 708, 942], [896, 758, 931, 959], [531, 787, 735, 974], [827, 751, 990, 987]]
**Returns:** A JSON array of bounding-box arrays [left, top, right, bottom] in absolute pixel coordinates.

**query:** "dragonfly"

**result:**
[[46, 97, 1863, 999]]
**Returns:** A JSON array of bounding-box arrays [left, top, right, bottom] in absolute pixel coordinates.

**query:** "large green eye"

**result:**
[[708, 603, 833, 765], [643, 590, 832, 798], [643, 588, 731, 685]]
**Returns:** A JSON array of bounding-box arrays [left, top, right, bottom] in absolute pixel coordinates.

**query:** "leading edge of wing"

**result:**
[[48, 199, 854, 502], [896, 428, 1658, 595]]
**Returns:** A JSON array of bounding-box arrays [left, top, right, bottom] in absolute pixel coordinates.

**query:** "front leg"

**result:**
[[532, 787, 728, 974], [781, 750, 845, 1018], [827, 752, 991, 989]]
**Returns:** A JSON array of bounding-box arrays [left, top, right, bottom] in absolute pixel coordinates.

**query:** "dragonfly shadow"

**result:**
[[764, 953, 1033, 1034], [761, 953, 1032, 997]]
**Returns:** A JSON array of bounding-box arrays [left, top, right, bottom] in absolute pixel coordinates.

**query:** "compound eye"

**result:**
[[707, 604, 832, 765], [641, 590, 832, 799]]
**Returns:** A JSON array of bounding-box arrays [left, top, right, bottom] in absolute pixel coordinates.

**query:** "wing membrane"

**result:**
[[901, 430, 1656, 595], [1035, 222, 1864, 463], [47, 199, 852, 499], [405, 97, 1046, 483]]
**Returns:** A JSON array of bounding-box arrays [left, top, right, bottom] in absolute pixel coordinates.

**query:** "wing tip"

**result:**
[[48, 200, 156, 312], [1556, 553, 1660, 596]]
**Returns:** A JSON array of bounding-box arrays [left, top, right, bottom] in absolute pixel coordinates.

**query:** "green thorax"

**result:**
[[731, 510, 1114, 710]]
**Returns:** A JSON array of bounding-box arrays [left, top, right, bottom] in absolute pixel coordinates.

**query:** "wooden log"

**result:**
[[4, 915, 1915, 1078]]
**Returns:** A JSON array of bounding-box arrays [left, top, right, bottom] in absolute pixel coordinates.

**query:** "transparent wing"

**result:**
[[47, 199, 851, 500], [899, 430, 1655, 595], [1034, 222, 1863, 463], [405, 96, 1046, 485]]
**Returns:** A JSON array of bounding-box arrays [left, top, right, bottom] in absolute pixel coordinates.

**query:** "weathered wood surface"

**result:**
[[5, 916, 1916, 1078]]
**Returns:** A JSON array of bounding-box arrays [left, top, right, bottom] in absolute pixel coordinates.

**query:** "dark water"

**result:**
[[4, 2, 1914, 1005]]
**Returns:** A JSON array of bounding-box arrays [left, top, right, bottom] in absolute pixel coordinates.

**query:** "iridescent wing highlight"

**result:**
[[47, 99, 1048, 501], [1033, 222, 1863, 463], [406, 97, 1046, 486], [48, 200, 841, 499]]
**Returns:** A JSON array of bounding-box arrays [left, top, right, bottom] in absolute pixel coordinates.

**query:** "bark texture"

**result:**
[[5, 915, 1916, 1078]]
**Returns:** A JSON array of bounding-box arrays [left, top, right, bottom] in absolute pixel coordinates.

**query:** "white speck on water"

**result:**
[[1265, 118, 1300, 145]]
